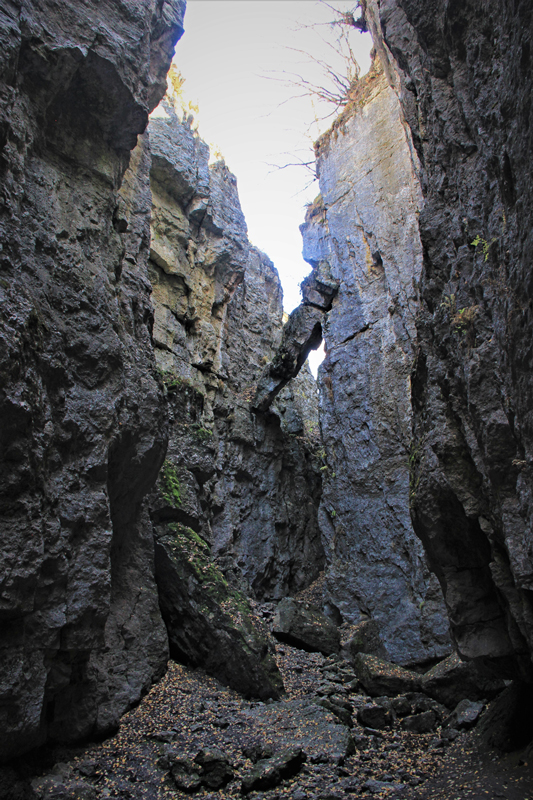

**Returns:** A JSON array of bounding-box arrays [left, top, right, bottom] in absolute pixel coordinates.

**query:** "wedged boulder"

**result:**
[[272, 598, 340, 655], [154, 523, 283, 700], [421, 653, 506, 708], [352, 653, 421, 697], [241, 748, 306, 794], [341, 620, 388, 662]]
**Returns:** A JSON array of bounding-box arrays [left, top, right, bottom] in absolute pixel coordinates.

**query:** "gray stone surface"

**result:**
[[352, 653, 422, 697], [154, 521, 283, 700], [300, 58, 450, 665], [421, 653, 505, 709], [148, 106, 324, 605], [0, 0, 184, 759], [341, 620, 388, 661], [272, 597, 341, 655], [366, 0, 533, 678]]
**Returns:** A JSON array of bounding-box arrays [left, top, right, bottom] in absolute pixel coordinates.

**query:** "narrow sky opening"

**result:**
[[171, 0, 373, 373]]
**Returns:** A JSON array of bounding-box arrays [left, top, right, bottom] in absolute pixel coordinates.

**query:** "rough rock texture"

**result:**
[[147, 103, 324, 604], [0, 0, 184, 760], [299, 59, 450, 665], [153, 522, 283, 700], [272, 597, 341, 655], [365, 0, 533, 676]]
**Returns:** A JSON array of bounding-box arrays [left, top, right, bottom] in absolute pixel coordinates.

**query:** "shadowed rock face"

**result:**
[[299, 60, 450, 665], [0, 0, 184, 760], [365, 0, 533, 676]]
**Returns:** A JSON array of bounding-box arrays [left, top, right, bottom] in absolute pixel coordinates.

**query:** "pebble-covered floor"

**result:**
[[22, 643, 533, 800]]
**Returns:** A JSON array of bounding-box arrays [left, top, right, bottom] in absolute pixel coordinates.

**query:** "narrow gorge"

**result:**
[[1, 1, 533, 798]]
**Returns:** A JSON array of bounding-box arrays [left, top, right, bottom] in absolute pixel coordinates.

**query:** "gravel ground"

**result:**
[[8, 641, 532, 800]]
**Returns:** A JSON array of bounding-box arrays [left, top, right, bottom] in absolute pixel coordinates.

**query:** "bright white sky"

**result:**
[[171, 0, 373, 372]]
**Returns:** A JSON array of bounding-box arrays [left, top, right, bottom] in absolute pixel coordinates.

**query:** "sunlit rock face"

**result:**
[[147, 104, 324, 604], [301, 59, 451, 665], [0, 0, 184, 759], [366, 0, 533, 677]]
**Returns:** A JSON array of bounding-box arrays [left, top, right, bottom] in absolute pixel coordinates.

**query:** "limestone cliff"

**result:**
[[364, 0, 533, 677], [0, 0, 184, 759], [300, 59, 450, 665], [147, 102, 324, 607], [144, 102, 323, 694]]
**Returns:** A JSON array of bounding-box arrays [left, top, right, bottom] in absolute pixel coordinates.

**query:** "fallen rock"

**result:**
[[241, 748, 306, 793], [352, 653, 421, 697], [272, 598, 341, 655], [475, 682, 533, 752], [446, 699, 485, 730], [316, 698, 353, 727], [170, 759, 202, 793], [357, 704, 393, 730], [194, 748, 234, 789], [400, 710, 438, 734], [421, 653, 505, 708], [363, 778, 408, 796], [341, 620, 388, 662], [244, 698, 354, 765], [154, 523, 283, 699]]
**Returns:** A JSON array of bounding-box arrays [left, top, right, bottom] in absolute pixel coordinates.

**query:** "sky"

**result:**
[[169, 0, 373, 371]]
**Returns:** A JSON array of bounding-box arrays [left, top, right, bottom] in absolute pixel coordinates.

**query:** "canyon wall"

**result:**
[[147, 102, 324, 604], [365, 0, 533, 677], [299, 60, 450, 665], [0, 0, 185, 759]]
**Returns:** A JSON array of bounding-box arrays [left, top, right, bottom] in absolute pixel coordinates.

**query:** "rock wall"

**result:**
[[365, 0, 533, 677], [0, 0, 185, 759], [300, 60, 450, 665], [147, 103, 324, 602]]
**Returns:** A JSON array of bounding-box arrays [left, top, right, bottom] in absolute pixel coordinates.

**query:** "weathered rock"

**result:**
[[316, 698, 353, 727], [446, 700, 485, 731], [0, 0, 184, 760], [341, 620, 388, 661], [194, 748, 234, 790], [400, 711, 438, 734], [422, 653, 506, 708], [153, 522, 283, 700], [245, 698, 355, 766], [241, 748, 306, 794], [148, 107, 324, 604], [169, 759, 202, 793], [352, 653, 422, 697], [272, 598, 341, 655], [299, 58, 450, 666], [475, 682, 533, 752], [365, 0, 533, 677], [357, 704, 393, 730]]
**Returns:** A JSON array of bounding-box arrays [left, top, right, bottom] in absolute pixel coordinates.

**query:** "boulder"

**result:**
[[241, 748, 306, 794], [400, 711, 438, 734], [194, 749, 234, 789], [446, 700, 485, 731], [341, 620, 388, 662], [352, 654, 421, 697], [154, 523, 283, 699], [421, 653, 506, 708], [357, 704, 393, 730], [475, 683, 533, 752], [272, 598, 340, 655]]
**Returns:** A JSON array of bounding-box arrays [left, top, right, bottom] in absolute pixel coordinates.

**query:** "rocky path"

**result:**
[[9, 642, 532, 800]]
